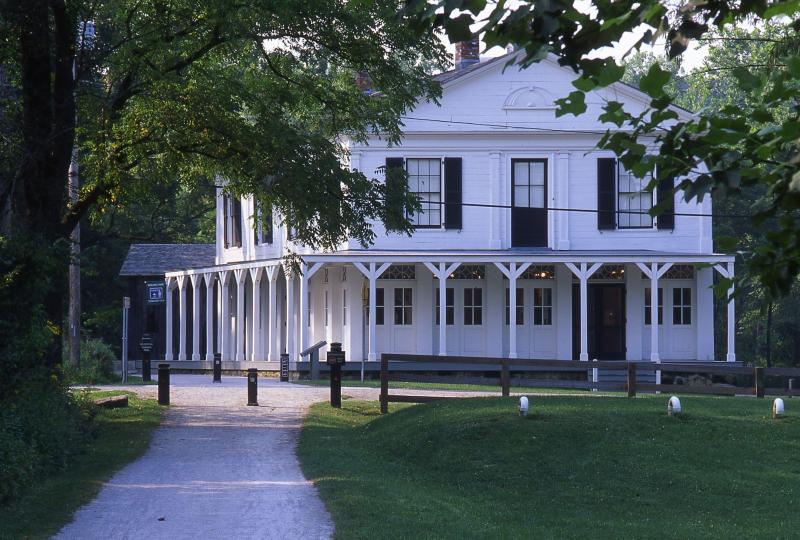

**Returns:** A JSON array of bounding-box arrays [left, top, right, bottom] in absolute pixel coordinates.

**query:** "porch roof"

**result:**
[[164, 248, 735, 277]]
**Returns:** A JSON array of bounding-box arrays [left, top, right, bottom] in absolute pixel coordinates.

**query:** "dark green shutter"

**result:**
[[597, 158, 616, 230], [657, 174, 675, 230], [444, 157, 462, 229], [385, 157, 405, 230]]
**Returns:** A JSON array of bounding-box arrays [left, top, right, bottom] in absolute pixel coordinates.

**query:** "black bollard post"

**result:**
[[247, 368, 258, 406], [326, 342, 345, 408], [142, 351, 151, 382], [213, 353, 222, 383], [157, 363, 170, 405]]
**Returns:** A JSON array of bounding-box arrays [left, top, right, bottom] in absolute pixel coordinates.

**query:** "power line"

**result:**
[[401, 115, 615, 135], [392, 197, 752, 220]]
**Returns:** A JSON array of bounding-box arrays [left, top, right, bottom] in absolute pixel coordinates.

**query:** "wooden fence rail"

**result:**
[[378, 354, 800, 414]]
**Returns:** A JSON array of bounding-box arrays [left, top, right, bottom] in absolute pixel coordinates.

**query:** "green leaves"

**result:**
[[555, 91, 587, 117], [639, 64, 671, 98]]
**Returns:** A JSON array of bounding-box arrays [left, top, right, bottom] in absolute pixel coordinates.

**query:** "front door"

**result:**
[[511, 159, 548, 247], [572, 284, 626, 360]]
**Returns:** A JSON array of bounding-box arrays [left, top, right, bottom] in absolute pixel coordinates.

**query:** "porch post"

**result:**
[[579, 266, 588, 362], [509, 263, 518, 359], [299, 265, 309, 359], [234, 269, 246, 362], [726, 262, 736, 362], [650, 263, 659, 363], [368, 264, 377, 361], [164, 277, 174, 361], [190, 274, 201, 361], [266, 265, 278, 362], [249, 267, 263, 361], [177, 275, 187, 361], [353, 262, 391, 362], [438, 269, 447, 356], [565, 262, 602, 362], [219, 271, 230, 361], [204, 273, 214, 361], [299, 262, 323, 358], [286, 270, 296, 361]]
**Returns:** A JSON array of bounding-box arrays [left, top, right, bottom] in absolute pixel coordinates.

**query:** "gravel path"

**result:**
[[56, 375, 499, 540]]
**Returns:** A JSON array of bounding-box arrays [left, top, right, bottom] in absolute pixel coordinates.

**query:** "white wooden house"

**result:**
[[159, 44, 736, 372]]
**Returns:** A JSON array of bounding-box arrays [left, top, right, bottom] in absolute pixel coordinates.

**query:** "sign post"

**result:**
[[280, 353, 289, 382], [326, 342, 346, 408], [140, 333, 153, 382], [121, 296, 130, 383]]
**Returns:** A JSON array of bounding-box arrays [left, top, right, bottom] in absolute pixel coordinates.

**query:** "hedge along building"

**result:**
[[156, 43, 736, 372]]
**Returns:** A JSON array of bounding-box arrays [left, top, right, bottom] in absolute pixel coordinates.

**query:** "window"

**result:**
[[435, 287, 455, 325], [324, 290, 329, 327], [394, 288, 412, 325], [448, 265, 486, 280], [520, 265, 555, 280], [406, 158, 441, 227], [342, 290, 347, 326], [513, 160, 546, 209], [379, 264, 416, 280], [533, 288, 552, 325], [375, 287, 385, 325], [223, 196, 242, 248], [254, 201, 273, 245], [617, 163, 654, 228], [463, 287, 483, 325], [673, 288, 691, 325], [505, 288, 524, 325], [644, 287, 664, 325]]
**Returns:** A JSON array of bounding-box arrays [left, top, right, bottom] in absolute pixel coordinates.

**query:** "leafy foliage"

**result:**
[[409, 1, 800, 294]]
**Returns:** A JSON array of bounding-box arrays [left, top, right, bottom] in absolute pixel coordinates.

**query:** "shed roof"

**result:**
[[119, 243, 216, 277]]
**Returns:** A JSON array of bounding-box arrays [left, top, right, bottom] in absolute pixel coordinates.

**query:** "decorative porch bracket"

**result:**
[[423, 262, 462, 357]]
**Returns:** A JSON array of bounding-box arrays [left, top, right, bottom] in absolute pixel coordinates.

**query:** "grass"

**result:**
[[0, 391, 162, 539], [292, 378, 595, 394], [298, 394, 800, 539]]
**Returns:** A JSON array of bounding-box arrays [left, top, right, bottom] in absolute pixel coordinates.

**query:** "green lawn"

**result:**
[[0, 391, 162, 539], [298, 395, 800, 539]]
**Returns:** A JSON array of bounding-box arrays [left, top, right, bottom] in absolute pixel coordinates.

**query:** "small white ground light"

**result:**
[[519, 396, 529, 417], [773, 398, 785, 419], [668, 396, 682, 417]]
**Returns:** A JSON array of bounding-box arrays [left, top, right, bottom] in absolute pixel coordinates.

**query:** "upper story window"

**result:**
[[223, 196, 242, 248], [254, 201, 273, 245], [597, 158, 675, 231], [406, 158, 441, 228], [617, 163, 654, 229]]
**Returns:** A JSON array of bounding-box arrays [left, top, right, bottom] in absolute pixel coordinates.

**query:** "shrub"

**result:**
[[63, 338, 117, 385], [0, 372, 91, 503]]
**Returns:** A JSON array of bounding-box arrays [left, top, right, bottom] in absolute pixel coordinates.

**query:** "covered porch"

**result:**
[[161, 250, 736, 370]]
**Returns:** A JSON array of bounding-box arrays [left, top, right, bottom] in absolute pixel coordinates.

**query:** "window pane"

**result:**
[[530, 162, 545, 185], [542, 307, 552, 325], [514, 162, 529, 186], [474, 288, 482, 306], [534, 309, 542, 326], [394, 307, 403, 325], [683, 307, 691, 325], [474, 307, 482, 325], [404, 307, 413, 325], [464, 307, 472, 325], [514, 186, 529, 207], [531, 186, 545, 208], [404, 288, 412, 305]]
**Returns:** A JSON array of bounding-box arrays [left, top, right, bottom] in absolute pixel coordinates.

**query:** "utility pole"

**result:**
[[68, 153, 80, 368], [66, 20, 95, 368]]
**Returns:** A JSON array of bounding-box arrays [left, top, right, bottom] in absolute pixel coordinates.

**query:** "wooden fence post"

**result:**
[[501, 361, 510, 397], [627, 362, 637, 398], [380, 355, 389, 414], [755, 366, 765, 398]]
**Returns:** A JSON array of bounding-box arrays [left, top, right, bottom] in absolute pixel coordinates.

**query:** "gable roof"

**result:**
[[432, 50, 694, 118], [119, 243, 216, 277]]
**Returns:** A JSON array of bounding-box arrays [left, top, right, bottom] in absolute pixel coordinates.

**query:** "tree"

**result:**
[[409, 0, 800, 295], [0, 0, 447, 377]]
